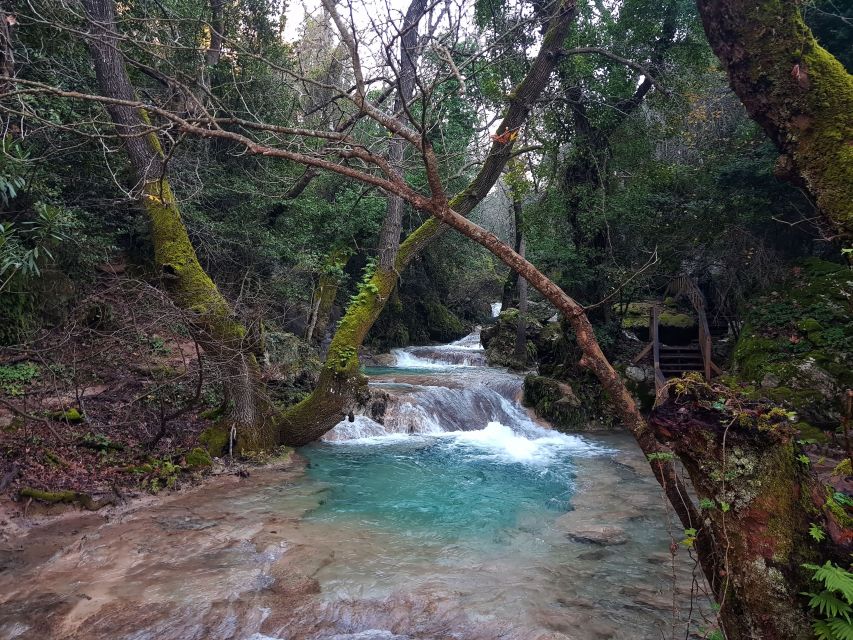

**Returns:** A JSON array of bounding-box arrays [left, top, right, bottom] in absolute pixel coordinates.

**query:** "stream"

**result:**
[[0, 329, 704, 640]]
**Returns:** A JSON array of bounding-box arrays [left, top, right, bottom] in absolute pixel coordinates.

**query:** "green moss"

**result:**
[[732, 259, 851, 425], [19, 487, 78, 504], [824, 487, 853, 530], [325, 266, 398, 375], [792, 421, 828, 443], [48, 407, 83, 423], [185, 447, 212, 469], [523, 373, 617, 431], [199, 425, 229, 457], [658, 311, 696, 329], [423, 299, 465, 342], [732, 0, 853, 234], [199, 405, 225, 420], [796, 318, 822, 333], [43, 450, 68, 467]]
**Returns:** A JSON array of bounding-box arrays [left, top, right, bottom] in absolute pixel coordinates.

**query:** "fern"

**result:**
[[816, 620, 838, 640], [804, 562, 853, 640], [827, 618, 853, 640], [804, 562, 853, 603], [805, 591, 853, 620]]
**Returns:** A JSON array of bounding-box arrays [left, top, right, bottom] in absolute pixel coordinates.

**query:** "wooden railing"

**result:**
[[668, 276, 720, 381], [697, 305, 712, 382], [651, 305, 667, 400], [633, 278, 722, 400]]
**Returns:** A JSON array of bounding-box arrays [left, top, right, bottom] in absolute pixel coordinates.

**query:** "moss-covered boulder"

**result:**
[[185, 447, 212, 469], [619, 300, 697, 344], [199, 424, 229, 457], [480, 308, 543, 370], [367, 291, 468, 350], [523, 374, 618, 431], [732, 259, 851, 428]]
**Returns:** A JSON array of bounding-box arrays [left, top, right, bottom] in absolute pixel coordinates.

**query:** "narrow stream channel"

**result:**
[[0, 329, 704, 640]]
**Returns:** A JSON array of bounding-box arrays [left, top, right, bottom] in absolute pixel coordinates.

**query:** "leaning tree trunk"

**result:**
[[405, 183, 724, 614], [696, 0, 853, 238], [513, 197, 528, 365], [278, 0, 579, 445], [82, 0, 276, 453]]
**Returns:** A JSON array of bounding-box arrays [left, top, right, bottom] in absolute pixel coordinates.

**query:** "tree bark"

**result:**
[[81, 0, 276, 453], [306, 249, 348, 344], [501, 193, 523, 310], [696, 0, 853, 238], [277, 0, 580, 446], [513, 199, 527, 365], [650, 394, 851, 639], [377, 0, 425, 270]]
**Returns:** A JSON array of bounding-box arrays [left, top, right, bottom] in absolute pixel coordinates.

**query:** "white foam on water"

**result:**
[[491, 301, 502, 317], [391, 330, 484, 367], [324, 419, 610, 461], [391, 349, 462, 369], [323, 415, 390, 441], [448, 330, 484, 350], [441, 421, 608, 461]]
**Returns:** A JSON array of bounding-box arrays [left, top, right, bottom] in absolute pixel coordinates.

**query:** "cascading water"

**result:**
[[0, 327, 705, 640]]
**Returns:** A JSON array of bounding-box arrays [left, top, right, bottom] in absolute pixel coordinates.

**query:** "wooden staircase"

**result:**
[[659, 342, 705, 378], [633, 278, 726, 402]]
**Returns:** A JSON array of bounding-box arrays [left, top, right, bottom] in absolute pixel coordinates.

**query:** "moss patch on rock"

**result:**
[[732, 259, 851, 427], [199, 424, 229, 457], [185, 447, 212, 469], [523, 373, 618, 432]]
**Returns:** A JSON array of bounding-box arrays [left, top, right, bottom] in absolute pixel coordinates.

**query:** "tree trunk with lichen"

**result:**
[[306, 249, 349, 345], [696, 0, 853, 239], [82, 0, 276, 453], [277, 0, 579, 445], [650, 385, 852, 639]]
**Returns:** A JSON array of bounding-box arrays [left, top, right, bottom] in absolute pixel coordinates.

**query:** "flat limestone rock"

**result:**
[[564, 524, 629, 546]]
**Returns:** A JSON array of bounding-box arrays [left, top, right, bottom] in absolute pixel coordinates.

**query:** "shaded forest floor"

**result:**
[[0, 266, 239, 510]]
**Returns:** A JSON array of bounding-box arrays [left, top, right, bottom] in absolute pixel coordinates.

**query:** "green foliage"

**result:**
[[145, 334, 171, 356], [0, 362, 40, 396], [833, 491, 853, 507], [699, 497, 716, 510], [803, 562, 853, 640], [732, 259, 852, 427], [80, 432, 120, 451], [810, 522, 827, 542], [647, 452, 676, 462]]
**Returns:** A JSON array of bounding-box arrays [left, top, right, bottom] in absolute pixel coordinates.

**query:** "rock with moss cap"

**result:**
[[732, 259, 851, 428]]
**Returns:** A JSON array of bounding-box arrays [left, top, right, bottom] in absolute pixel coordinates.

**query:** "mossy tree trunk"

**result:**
[[82, 0, 276, 453], [651, 394, 851, 639], [305, 249, 349, 346], [696, 0, 853, 239], [277, 0, 580, 445]]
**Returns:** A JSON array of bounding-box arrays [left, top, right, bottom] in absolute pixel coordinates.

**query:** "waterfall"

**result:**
[[324, 328, 589, 447]]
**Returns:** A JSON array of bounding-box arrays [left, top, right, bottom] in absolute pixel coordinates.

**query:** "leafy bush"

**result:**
[[0, 362, 40, 396]]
